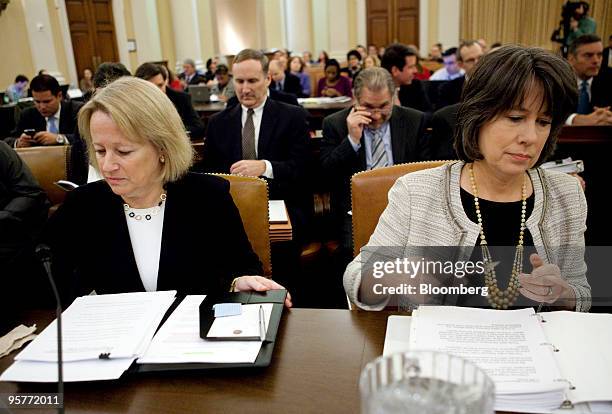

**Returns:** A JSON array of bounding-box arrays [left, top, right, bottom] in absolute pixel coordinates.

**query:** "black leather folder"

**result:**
[[131, 290, 287, 374]]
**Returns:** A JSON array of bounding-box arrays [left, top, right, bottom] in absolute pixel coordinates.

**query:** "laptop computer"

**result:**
[[189, 85, 211, 104]]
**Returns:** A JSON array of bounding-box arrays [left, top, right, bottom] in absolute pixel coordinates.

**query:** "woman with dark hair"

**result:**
[[344, 45, 590, 312], [317, 59, 352, 97], [318, 50, 329, 66]]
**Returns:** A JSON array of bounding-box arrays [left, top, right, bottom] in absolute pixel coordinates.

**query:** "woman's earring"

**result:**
[[160, 155, 165, 163]]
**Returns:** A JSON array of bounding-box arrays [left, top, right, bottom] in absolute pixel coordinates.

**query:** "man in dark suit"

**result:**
[[381, 43, 432, 113], [321, 67, 429, 250], [200, 49, 311, 241], [437, 40, 483, 109], [178, 58, 207, 88], [135, 62, 205, 140], [5, 74, 83, 148], [566, 34, 612, 125], [269, 59, 304, 98], [430, 103, 459, 160]]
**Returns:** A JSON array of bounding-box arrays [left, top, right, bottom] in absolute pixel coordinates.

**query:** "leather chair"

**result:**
[[16, 145, 71, 209], [212, 174, 272, 277], [350, 161, 452, 258]]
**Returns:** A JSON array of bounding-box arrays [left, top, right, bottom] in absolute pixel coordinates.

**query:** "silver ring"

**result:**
[[547, 286, 553, 296]]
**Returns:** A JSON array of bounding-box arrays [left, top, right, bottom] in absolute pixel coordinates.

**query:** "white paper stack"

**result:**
[[0, 291, 176, 382]]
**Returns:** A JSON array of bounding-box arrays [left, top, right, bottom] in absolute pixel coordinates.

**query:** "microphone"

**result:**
[[35, 244, 64, 414]]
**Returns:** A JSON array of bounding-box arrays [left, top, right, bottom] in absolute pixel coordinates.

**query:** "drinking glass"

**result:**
[[359, 350, 495, 414]]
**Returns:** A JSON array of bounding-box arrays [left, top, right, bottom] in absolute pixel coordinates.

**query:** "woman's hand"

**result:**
[[233, 276, 293, 308], [518, 254, 576, 309]]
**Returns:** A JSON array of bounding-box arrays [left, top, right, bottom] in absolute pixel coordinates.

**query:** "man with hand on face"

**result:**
[[566, 34, 612, 126], [200, 49, 311, 242], [4, 74, 83, 148], [321, 67, 429, 251]]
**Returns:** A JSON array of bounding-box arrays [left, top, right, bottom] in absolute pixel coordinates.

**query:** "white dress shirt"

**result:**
[[429, 67, 465, 81]]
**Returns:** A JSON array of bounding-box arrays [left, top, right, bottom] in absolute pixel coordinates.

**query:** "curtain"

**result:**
[[460, 0, 612, 51]]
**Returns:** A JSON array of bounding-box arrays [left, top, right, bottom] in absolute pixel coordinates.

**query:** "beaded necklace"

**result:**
[[124, 193, 167, 221], [468, 164, 526, 309]]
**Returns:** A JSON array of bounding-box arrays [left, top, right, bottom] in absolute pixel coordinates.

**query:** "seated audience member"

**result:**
[[166, 67, 182, 91], [92, 62, 131, 90], [341, 50, 362, 81], [178, 58, 206, 89], [321, 67, 428, 251], [289, 56, 312, 97], [429, 47, 465, 81], [200, 49, 311, 242], [317, 59, 353, 98], [601, 34, 612, 75], [213, 64, 236, 101], [378, 46, 385, 59], [269, 59, 303, 97], [437, 40, 484, 108], [318, 51, 329, 66], [0, 141, 49, 325], [203, 57, 218, 83], [414, 55, 432, 81], [428, 43, 443, 62], [5, 74, 83, 148], [135, 62, 205, 140], [368, 44, 378, 58], [79, 68, 94, 94], [6, 75, 29, 103], [356, 45, 367, 62], [302, 51, 315, 65], [43, 77, 292, 307], [363, 54, 381, 69], [566, 34, 612, 125], [381, 44, 432, 112], [345, 45, 590, 312]]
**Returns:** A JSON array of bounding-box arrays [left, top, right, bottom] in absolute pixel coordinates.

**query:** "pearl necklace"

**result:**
[[468, 164, 526, 309], [124, 193, 167, 221]]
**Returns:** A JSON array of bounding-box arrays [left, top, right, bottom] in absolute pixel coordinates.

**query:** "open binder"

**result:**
[[388, 306, 612, 413], [133, 290, 287, 374]]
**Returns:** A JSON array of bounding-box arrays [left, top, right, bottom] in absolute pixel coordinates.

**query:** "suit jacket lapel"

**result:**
[[258, 99, 276, 158], [390, 107, 408, 163], [156, 183, 178, 291], [227, 104, 243, 160], [59, 101, 71, 133]]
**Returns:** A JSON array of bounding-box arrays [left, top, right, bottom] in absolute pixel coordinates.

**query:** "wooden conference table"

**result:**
[[0, 308, 523, 414]]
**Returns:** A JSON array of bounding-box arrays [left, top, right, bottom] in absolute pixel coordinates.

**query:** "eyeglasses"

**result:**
[[359, 105, 392, 115]]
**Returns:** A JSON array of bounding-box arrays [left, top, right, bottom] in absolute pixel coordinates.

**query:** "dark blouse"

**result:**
[[458, 187, 536, 307]]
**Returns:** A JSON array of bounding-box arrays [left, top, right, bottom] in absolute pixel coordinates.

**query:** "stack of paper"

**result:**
[[138, 296, 269, 364], [384, 306, 612, 413], [269, 200, 292, 242], [0, 291, 176, 382]]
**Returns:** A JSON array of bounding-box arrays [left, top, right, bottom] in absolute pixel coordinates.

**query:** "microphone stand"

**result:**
[[36, 245, 64, 414]]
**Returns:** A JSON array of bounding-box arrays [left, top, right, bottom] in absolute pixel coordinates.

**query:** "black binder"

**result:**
[[130, 290, 287, 374]]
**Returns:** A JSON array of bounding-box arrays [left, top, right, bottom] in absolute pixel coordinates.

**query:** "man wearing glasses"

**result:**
[[321, 67, 429, 253]]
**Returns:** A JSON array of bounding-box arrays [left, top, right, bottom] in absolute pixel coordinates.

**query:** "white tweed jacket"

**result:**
[[344, 161, 591, 311]]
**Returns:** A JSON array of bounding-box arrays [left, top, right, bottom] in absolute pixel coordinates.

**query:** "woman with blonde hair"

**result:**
[[44, 77, 291, 306], [362, 54, 381, 69]]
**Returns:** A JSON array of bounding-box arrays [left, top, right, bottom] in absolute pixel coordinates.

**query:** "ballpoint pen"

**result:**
[[259, 305, 266, 341]]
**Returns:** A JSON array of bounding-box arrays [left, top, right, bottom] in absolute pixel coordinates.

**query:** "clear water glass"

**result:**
[[359, 351, 495, 414]]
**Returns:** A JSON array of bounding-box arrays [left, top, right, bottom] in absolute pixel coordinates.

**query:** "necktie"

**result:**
[[576, 80, 590, 115], [277, 81, 283, 91], [48, 116, 58, 134], [242, 109, 256, 160], [370, 128, 389, 169]]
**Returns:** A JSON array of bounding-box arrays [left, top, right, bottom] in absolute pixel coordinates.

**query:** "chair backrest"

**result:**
[[212, 174, 272, 277], [351, 161, 451, 257], [16, 145, 70, 207]]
